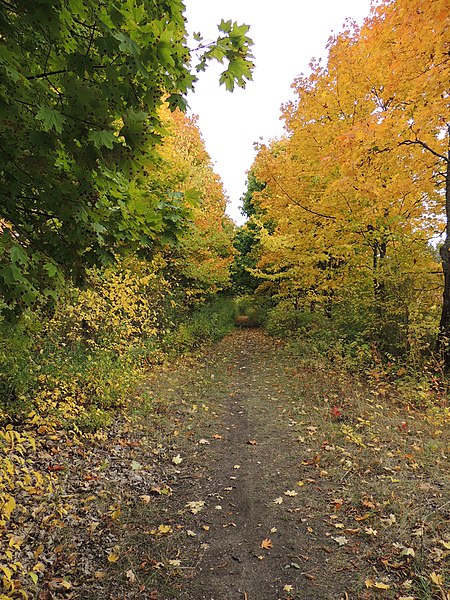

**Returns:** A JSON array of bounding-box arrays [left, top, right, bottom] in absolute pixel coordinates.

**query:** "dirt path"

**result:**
[[146, 329, 365, 600], [71, 328, 449, 600]]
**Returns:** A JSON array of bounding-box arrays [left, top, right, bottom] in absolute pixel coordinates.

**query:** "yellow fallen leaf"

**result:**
[[168, 559, 181, 567], [158, 524, 172, 534], [284, 490, 298, 497], [283, 584, 294, 592], [172, 455, 183, 465], [28, 571, 38, 585], [107, 552, 120, 563], [260, 538, 273, 549], [270, 527, 277, 534], [60, 580, 72, 589], [374, 582, 390, 590], [273, 497, 283, 504], [1, 566, 13, 580], [430, 571, 443, 586], [140, 495, 151, 504]]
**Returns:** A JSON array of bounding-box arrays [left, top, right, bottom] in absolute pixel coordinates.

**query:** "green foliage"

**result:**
[[231, 173, 266, 294], [161, 297, 237, 355], [0, 0, 254, 313]]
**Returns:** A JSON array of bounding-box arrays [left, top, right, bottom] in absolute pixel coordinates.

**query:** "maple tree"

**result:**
[[157, 106, 235, 300], [251, 0, 448, 361], [0, 0, 254, 312]]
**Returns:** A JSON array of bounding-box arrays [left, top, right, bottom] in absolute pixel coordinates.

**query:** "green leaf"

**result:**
[[88, 130, 118, 149], [113, 32, 140, 57], [167, 94, 187, 112], [43, 262, 59, 278], [35, 107, 66, 134], [10, 244, 28, 265]]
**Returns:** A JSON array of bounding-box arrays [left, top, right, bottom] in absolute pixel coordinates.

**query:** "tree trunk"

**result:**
[[437, 142, 450, 369]]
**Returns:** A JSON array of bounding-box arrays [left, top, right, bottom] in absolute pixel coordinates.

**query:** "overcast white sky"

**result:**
[[184, 0, 373, 224]]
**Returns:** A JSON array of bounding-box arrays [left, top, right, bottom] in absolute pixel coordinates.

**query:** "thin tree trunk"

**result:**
[[437, 137, 450, 369]]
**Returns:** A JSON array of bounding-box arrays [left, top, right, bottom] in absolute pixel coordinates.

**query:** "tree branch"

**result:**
[[400, 139, 448, 162], [266, 167, 336, 220]]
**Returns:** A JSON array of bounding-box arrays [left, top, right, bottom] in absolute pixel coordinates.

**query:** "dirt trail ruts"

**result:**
[[163, 329, 364, 600]]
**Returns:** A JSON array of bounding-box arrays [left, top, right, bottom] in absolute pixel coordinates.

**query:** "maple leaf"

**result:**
[[330, 406, 343, 419], [430, 571, 444, 586], [283, 584, 294, 592], [273, 497, 283, 504], [185, 500, 205, 514], [157, 524, 172, 534], [107, 552, 120, 563], [172, 454, 183, 465], [332, 536, 348, 546], [260, 538, 273, 549], [284, 490, 298, 497]]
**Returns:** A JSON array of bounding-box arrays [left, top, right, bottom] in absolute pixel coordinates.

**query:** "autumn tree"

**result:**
[[252, 0, 446, 357], [157, 106, 235, 300]]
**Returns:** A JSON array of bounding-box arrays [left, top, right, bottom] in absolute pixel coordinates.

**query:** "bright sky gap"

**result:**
[[184, 0, 373, 225]]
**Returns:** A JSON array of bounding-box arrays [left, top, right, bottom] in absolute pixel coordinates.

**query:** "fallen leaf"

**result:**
[[260, 538, 273, 549], [430, 571, 444, 586], [273, 497, 283, 504], [270, 527, 278, 534], [172, 455, 183, 465], [140, 495, 151, 504], [284, 490, 298, 497], [233, 464, 241, 469], [212, 434, 223, 439], [374, 582, 390, 590], [332, 536, 348, 546], [185, 501, 205, 514], [168, 559, 181, 567], [247, 439, 257, 445], [198, 438, 210, 445], [158, 524, 172, 534], [283, 584, 294, 592], [108, 552, 120, 563], [186, 530, 196, 537], [126, 569, 136, 583]]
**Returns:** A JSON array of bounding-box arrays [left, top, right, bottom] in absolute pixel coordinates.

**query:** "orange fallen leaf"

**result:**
[[260, 538, 273, 549], [247, 439, 257, 445]]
